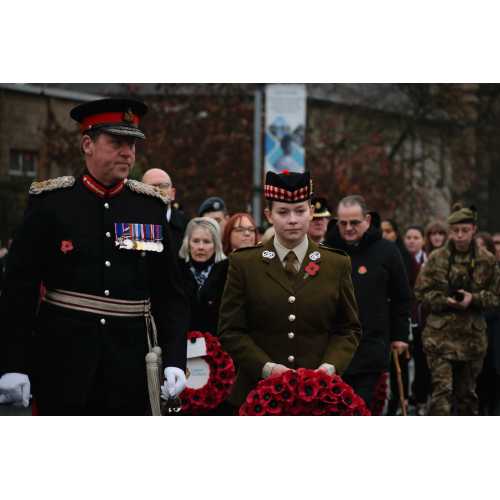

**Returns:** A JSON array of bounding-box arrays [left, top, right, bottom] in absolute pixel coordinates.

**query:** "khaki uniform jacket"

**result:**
[[219, 237, 362, 406], [415, 241, 500, 361]]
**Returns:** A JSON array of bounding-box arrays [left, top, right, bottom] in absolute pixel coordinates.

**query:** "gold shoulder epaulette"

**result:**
[[319, 243, 348, 258], [125, 179, 170, 205], [234, 242, 263, 253], [29, 176, 75, 195]]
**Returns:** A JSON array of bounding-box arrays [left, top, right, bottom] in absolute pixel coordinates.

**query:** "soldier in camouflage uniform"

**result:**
[[415, 204, 500, 415]]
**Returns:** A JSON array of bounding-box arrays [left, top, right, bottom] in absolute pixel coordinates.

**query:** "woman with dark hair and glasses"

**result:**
[[221, 212, 259, 255]]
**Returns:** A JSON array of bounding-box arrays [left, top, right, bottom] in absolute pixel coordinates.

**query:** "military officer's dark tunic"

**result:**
[[218, 237, 362, 407], [0, 172, 189, 415]]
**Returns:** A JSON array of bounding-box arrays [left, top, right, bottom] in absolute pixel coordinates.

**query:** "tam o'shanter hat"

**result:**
[[70, 98, 148, 140], [264, 170, 312, 203], [311, 196, 331, 218], [447, 203, 478, 225]]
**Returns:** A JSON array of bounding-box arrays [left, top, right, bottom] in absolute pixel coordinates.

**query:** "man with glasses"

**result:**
[[142, 168, 188, 255], [415, 204, 500, 415], [324, 195, 411, 411]]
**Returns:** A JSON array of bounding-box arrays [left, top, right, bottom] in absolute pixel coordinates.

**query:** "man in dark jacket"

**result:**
[[142, 168, 189, 257], [324, 195, 411, 409]]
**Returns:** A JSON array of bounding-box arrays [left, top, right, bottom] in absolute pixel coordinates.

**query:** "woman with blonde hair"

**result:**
[[178, 217, 228, 336]]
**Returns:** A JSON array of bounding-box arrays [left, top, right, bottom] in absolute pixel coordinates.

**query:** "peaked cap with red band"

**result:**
[[70, 98, 148, 140], [264, 170, 313, 203]]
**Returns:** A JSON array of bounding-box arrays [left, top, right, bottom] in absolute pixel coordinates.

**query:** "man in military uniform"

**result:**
[[219, 171, 361, 411], [142, 168, 189, 256], [307, 196, 331, 244], [0, 98, 189, 415], [415, 204, 500, 415]]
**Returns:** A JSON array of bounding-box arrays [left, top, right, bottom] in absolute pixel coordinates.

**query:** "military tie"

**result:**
[[284, 251, 298, 280]]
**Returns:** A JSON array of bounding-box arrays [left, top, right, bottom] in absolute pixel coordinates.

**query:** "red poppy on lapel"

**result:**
[[304, 262, 320, 277], [60, 240, 74, 254]]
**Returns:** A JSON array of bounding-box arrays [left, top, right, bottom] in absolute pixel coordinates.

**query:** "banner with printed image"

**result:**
[[265, 84, 306, 174]]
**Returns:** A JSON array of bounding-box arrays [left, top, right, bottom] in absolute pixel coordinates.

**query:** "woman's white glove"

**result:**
[[0, 373, 31, 407], [161, 367, 186, 399]]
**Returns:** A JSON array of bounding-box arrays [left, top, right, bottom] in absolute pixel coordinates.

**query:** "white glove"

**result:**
[[161, 367, 186, 399], [0, 373, 31, 407]]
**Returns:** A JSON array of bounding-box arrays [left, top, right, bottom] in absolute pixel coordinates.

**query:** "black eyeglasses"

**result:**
[[337, 219, 363, 228]]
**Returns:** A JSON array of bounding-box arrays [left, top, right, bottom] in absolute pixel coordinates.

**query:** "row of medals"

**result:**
[[116, 238, 164, 252]]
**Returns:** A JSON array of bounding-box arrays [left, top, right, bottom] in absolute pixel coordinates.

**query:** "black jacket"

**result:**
[[179, 258, 229, 336], [324, 217, 411, 374], [0, 173, 189, 414], [168, 206, 189, 258]]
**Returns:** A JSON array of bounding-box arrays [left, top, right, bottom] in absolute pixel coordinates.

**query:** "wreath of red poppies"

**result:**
[[179, 331, 236, 413], [239, 368, 371, 416]]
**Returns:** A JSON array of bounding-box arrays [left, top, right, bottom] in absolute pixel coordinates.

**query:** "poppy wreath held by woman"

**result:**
[[179, 331, 236, 414], [239, 368, 371, 416]]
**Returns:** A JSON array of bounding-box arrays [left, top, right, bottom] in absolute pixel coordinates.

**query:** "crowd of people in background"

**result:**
[[135, 167, 500, 416], [1, 164, 499, 416]]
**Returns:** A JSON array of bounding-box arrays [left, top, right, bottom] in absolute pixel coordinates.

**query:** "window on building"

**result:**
[[9, 150, 38, 177]]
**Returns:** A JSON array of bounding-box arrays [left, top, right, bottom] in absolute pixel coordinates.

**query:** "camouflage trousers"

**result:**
[[426, 354, 484, 416]]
